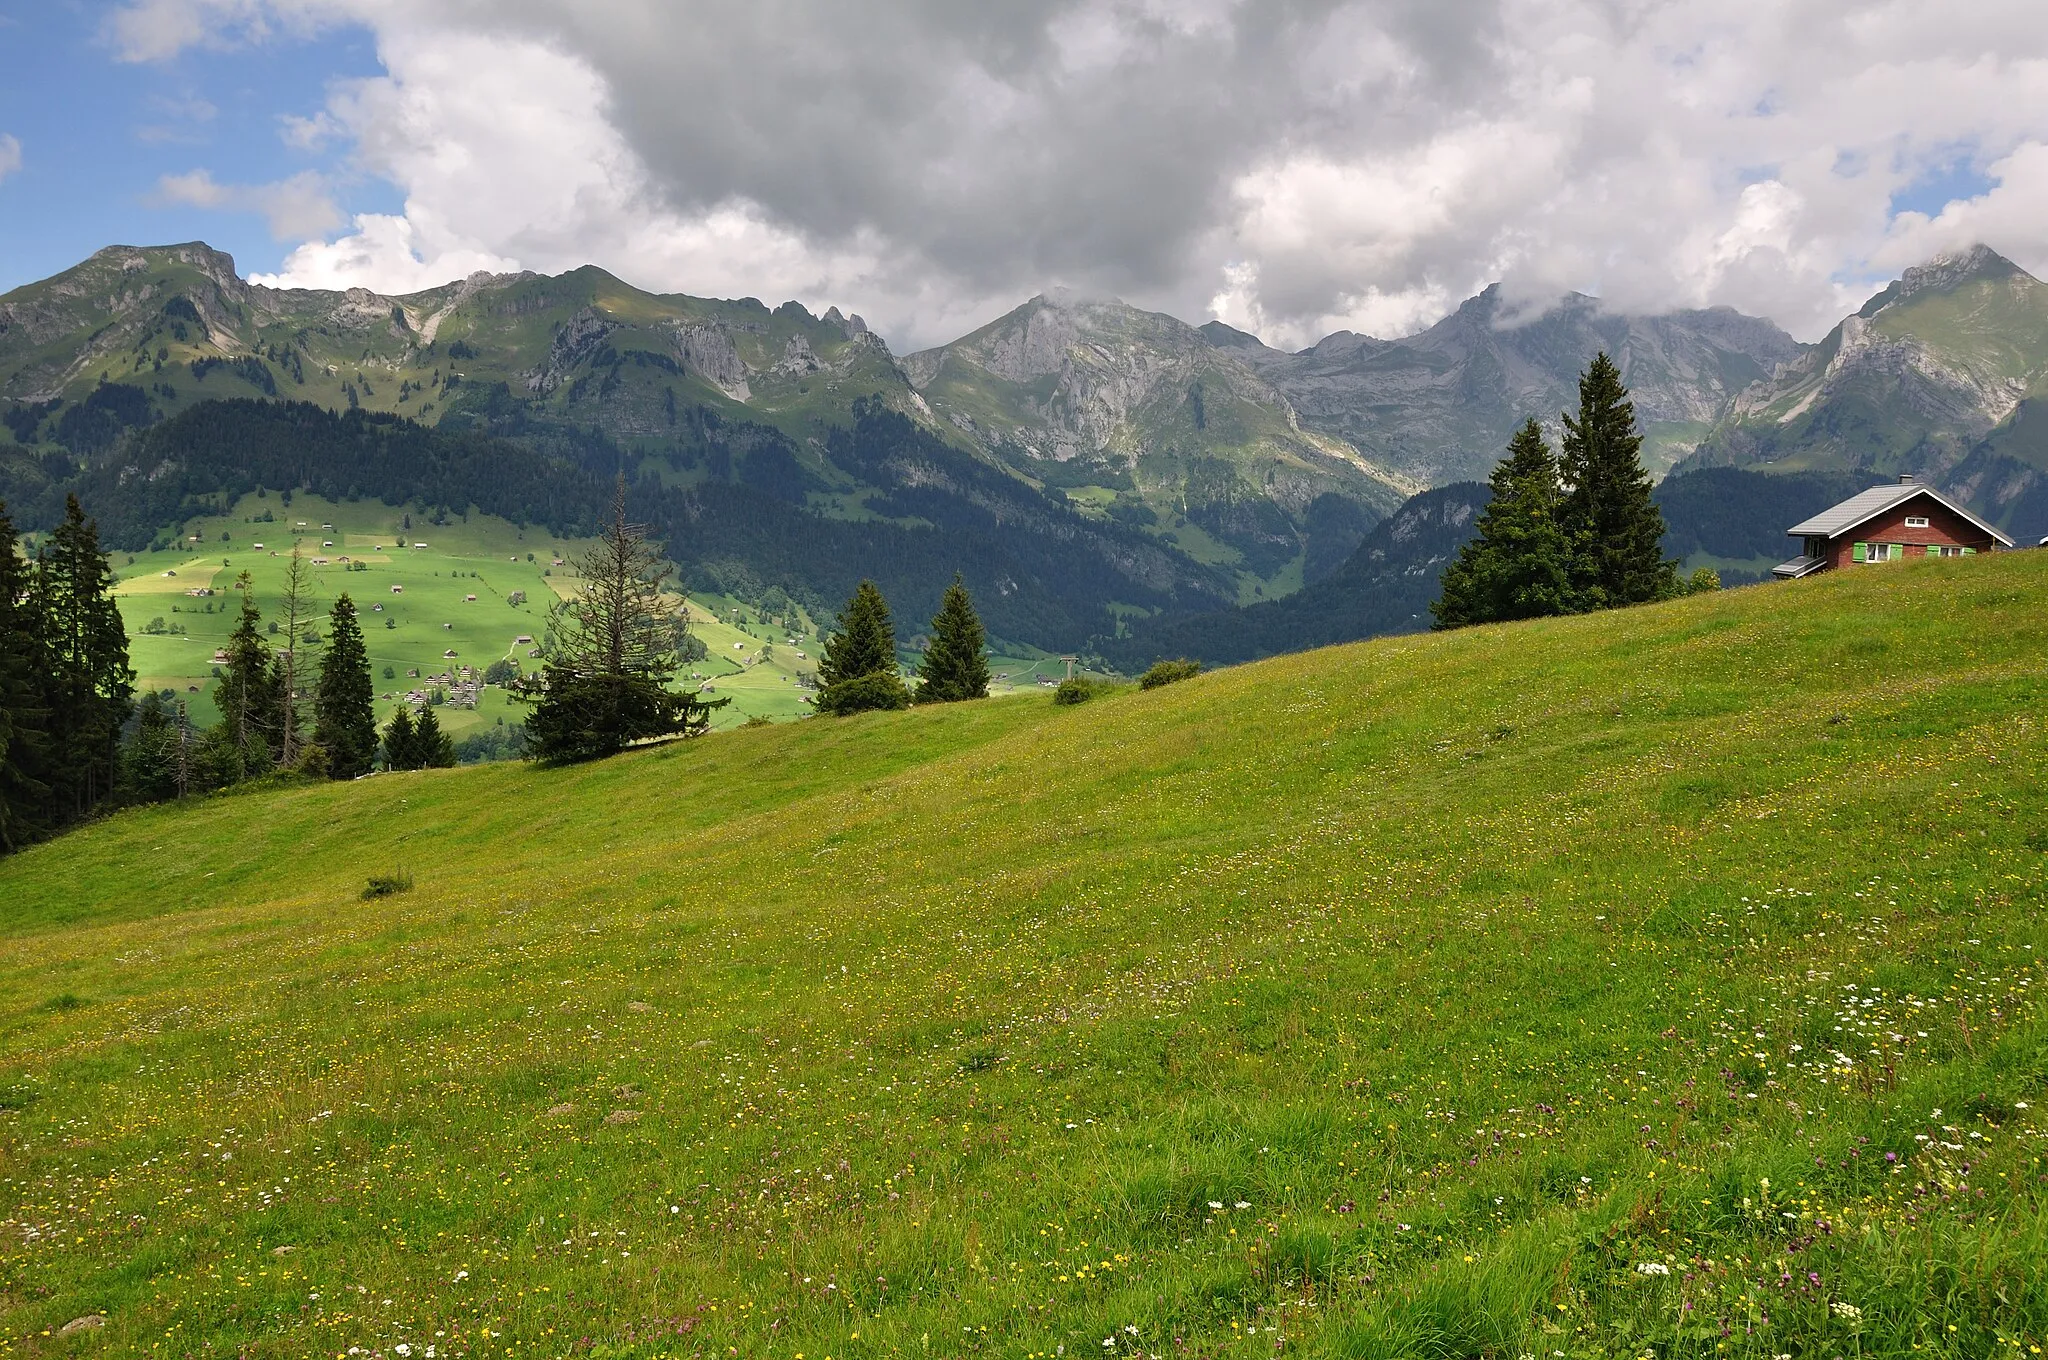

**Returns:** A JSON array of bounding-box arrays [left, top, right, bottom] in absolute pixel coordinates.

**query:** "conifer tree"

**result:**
[[313, 593, 378, 778], [916, 574, 991, 703], [817, 579, 909, 715], [413, 705, 456, 769], [217, 576, 280, 772], [1433, 419, 1575, 629], [31, 496, 134, 818], [519, 480, 723, 761], [1558, 354, 1677, 608], [124, 693, 183, 803], [381, 705, 420, 771], [0, 499, 50, 851], [274, 545, 314, 767]]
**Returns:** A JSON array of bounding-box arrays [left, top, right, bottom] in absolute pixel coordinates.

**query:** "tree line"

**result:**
[[514, 489, 994, 762], [0, 491, 468, 855], [1432, 354, 1714, 629]]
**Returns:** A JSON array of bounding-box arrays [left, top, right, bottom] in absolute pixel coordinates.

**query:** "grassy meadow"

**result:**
[[2, 553, 2046, 1357]]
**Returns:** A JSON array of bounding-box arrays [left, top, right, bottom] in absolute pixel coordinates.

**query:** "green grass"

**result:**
[[3, 555, 2047, 1358]]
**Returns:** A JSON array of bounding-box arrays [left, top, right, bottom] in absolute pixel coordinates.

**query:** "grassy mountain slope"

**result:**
[[0, 244, 902, 451], [1216, 289, 1804, 485], [5, 553, 2046, 1356], [1682, 247, 2048, 542], [904, 294, 1417, 592], [0, 248, 1381, 617]]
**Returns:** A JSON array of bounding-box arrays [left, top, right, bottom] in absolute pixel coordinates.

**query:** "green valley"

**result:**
[[96, 493, 1059, 742], [2, 552, 2044, 1356]]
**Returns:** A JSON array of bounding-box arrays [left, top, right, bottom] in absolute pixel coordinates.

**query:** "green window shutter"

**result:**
[[1962, 546, 1976, 556], [1853, 542, 1867, 562], [1890, 543, 1904, 561]]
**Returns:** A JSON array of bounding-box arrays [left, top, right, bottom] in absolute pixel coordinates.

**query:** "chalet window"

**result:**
[[1905, 515, 1930, 528]]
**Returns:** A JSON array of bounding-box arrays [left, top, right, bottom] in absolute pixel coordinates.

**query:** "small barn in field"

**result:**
[[1773, 476, 2012, 579]]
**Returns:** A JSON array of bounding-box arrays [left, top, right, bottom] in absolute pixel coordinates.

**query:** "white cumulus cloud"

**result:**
[[0, 134, 22, 185], [111, 0, 2048, 350]]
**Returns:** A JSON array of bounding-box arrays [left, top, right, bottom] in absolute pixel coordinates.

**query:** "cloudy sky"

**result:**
[[2, 0, 2047, 351]]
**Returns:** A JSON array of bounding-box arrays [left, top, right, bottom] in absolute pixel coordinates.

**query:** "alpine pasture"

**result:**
[[2, 553, 2045, 1358]]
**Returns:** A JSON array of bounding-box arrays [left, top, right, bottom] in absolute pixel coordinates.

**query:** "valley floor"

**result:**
[[3, 554, 2046, 1357]]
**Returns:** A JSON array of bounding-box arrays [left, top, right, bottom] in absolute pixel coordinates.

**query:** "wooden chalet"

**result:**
[[1773, 476, 2012, 579]]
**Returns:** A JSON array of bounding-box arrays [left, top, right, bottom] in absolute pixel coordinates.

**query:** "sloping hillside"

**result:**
[[4, 551, 2045, 1356]]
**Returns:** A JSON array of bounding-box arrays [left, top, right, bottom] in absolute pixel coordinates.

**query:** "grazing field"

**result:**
[[2, 553, 2046, 1358], [97, 494, 1055, 740]]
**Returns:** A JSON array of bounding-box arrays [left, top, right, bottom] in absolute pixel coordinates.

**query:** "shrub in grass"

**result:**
[[1052, 677, 1100, 705], [1139, 658, 1202, 689], [38, 993, 87, 1012], [363, 870, 414, 899]]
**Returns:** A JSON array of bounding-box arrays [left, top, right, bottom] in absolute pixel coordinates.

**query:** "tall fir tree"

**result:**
[[1432, 419, 1575, 629], [916, 574, 992, 703], [381, 705, 420, 771], [313, 593, 378, 779], [816, 579, 910, 715], [216, 576, 280, 773], [274, 545, 315, 767], [31, 496, 134, 820], [1557, 353, 1677, 608], [519, 480, 722, 761], [412, 705, 456, 768], [123, 692, 184, 803], [0, 499, 50, 852]]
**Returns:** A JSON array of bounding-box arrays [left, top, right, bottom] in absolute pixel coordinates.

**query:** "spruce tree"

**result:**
[[816, 579, 910, 715], [32, 496, 134, 819], [124, 693, 182, 803], [519, 480, 723, 761], [916, 574, 991, 703], [273, 545, 314, 767], [0, 499, 50, 852], [382, 705, 418, 770], [1557, 354, 1677, 608], [413, 705, 456, 768], [1433, 419, 1575, 629], [313, 593, 378, 778], [217, 577, 280, 773]]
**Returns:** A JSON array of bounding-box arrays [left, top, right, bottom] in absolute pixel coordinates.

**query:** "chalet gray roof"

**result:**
[[1786, 481, 2014, 546]]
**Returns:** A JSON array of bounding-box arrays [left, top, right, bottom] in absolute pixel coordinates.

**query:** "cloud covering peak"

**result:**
[[112, 0, 2048, 350]]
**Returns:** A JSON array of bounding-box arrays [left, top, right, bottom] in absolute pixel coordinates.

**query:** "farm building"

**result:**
[[391, 585, 403, 593], [465, 594, 477, 601], [1773, 476, 2012, 578]]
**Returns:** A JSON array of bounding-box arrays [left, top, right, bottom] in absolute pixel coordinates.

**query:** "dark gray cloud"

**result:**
[[114, 0, 2048, 348]]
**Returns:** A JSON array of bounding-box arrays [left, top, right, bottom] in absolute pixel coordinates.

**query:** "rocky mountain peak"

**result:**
[[1858, 244, 2031, 318]]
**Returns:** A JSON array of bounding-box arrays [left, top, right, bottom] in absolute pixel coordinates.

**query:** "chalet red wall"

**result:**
[[1822, 493, 1999, 569]]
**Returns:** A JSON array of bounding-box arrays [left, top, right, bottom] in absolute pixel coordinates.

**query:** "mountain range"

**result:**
[[5, 240, 2047, 661]]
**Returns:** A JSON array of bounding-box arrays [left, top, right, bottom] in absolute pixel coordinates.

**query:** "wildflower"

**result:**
[[396, 1347, 412, 1357], [1831, 1302, 1862, 1321], [1208, 1201, 1223, 1210], [1234, 1200, 1250, 1209], [1635, 1262, 1671, 1276]]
